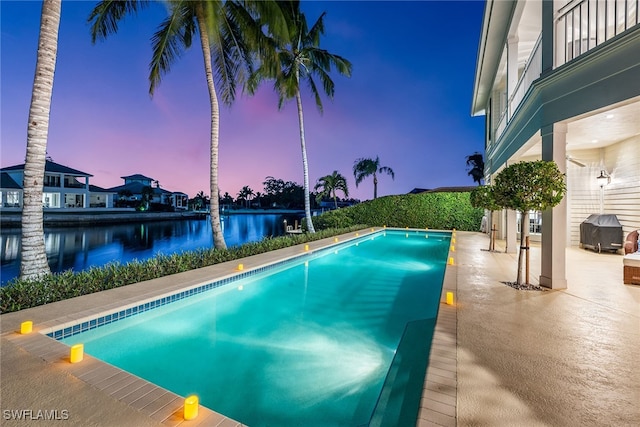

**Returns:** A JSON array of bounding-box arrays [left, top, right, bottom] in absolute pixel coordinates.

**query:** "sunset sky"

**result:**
[[1, 0, 485, 202]]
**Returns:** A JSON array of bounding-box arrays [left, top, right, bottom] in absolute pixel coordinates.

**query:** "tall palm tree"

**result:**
[[353, 156, 395, 199], [466, 152, 485, 185], [20, 0, 62, 280], [248, 1, 352, 233], [88, 0, 280, 249], [314, 170, 349, 209]]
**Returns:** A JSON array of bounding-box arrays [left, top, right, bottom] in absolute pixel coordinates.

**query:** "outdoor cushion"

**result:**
[[623, 253, 640, 267]]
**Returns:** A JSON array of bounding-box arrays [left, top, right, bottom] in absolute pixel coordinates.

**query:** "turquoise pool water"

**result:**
[[60, 230, 450, 426]]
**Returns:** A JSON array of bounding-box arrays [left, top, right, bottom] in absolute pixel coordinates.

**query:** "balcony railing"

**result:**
[[493, 35, 542, 142], [556, 0, 639, 67], [509, 34, 542, 119]]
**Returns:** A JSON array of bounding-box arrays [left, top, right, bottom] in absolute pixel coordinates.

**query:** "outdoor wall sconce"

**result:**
[[596, 170, 610, 186]]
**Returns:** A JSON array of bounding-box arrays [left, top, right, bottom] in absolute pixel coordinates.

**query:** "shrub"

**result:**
[[313, 192, 483, 231]]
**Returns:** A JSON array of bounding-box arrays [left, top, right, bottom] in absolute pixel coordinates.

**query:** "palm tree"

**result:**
[[314, 171, 349, 209], [466, 152, 485, 185], [353, 156, 395, 199], [237, 185, 254, 208], [20, 0, 62, 280], [88, 0, 278, 249], [248, 1, 352, 233]]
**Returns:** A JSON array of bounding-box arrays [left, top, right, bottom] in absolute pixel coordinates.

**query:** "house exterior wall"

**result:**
[[602, 137, 640, 235], [566, 138, 640, 246]]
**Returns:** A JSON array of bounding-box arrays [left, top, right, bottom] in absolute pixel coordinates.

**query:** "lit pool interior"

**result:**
[[59, 230, 451, 426]]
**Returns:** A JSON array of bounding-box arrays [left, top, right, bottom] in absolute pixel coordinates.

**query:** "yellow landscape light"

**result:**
[[334, 237, 339, 243], [20, 321, 33, 334], [452, 237, 456, 244], [446, 292, 454, 305], [448, 257, 454, 265], [184, 395, 199, 420], [450, 245, 455, 252], [355, 233, 359, 237], [304, 244, 309, 251], [237, 264, 244, 271], [70, 344, 84, 363]]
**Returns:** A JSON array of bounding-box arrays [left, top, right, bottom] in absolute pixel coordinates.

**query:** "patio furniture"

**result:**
[[623, 230, 640, 285], [624, 230, 638, 254], [579, 214, 623, 253]]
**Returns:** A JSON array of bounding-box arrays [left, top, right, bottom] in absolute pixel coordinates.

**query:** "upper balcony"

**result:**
[[479, 0, 639, 146]]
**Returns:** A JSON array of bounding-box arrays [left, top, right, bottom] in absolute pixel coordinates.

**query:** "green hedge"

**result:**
[[0, 225, 366, 314], [312, 192, 483, 231]]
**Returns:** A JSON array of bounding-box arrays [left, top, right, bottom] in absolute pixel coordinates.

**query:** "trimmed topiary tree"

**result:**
[[470, 185, 501, 251], [493, 160, 566, 285]]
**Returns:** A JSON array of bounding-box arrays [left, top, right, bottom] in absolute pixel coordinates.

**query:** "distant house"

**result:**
[[408, 186, 476, 194], [0, 160, 115, 209], [108, 174, 188, 210], [1, 172, 22, 208]]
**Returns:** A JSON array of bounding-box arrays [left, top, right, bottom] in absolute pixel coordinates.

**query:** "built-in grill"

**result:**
[[579, 214, 623, 253]]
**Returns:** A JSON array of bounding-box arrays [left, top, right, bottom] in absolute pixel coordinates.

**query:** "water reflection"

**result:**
[[1, 213, 301, 285]]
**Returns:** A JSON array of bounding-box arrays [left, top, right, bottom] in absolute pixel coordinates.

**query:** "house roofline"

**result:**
[[471, 0, 517, 117]]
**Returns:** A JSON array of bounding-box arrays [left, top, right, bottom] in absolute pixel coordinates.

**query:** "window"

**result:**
[[42, 192, 60, 208], [2, 191, 21, 207], [65, 193, 84, 208], [44, 174, 60, 187]]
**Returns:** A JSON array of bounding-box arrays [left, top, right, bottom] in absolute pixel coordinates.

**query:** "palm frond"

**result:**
[[307, 11, 326, 45], [305, 74, 323, 114], [88, 0, 150, 44], [149, 2, 194, 95], [379, 166, 395, 180]]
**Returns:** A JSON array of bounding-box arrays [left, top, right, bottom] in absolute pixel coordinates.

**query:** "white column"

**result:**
[[540, 123, 568, 289], [84, 177, 90, 208], [505, 209, 517, 253], [507, 35, 519, 118], [542, 0, 555, 73]]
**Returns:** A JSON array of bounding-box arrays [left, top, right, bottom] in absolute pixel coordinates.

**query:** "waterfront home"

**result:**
[[0, 160, 115, 209], [108, 174, 188, 210], [472, 0, 640, 288]]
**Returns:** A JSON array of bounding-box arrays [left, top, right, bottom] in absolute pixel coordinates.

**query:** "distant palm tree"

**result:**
[[466, 152, 485, 185], [248, 1, 352, 233], [20, 0, 62, 280], [237, 185, 255, 208], [315, 171, 349, 209], [353, 156, 395, 199], [88, 0, 276, 249]]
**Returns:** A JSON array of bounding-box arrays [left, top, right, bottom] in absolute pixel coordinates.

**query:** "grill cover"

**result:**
[[579, 214, 623, 252]]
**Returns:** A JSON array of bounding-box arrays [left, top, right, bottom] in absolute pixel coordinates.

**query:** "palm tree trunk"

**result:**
[[295, 89, 315, 233], [195, 4, 226, 249], [20, 0, 61, 280], [332, 189, 337, 209], [373, 173, 378, 199]]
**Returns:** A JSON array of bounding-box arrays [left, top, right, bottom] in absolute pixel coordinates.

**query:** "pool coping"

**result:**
[[1, 227, 457, 426]]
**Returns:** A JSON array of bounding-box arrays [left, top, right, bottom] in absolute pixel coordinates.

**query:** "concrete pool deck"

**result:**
[[1, 230, 638, 426]]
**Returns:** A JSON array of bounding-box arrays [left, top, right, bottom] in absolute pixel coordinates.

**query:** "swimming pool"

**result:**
[[57, 229, 450, 426]]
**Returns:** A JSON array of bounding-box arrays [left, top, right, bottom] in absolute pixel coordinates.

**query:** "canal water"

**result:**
[[0, 213, 303, 286]]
